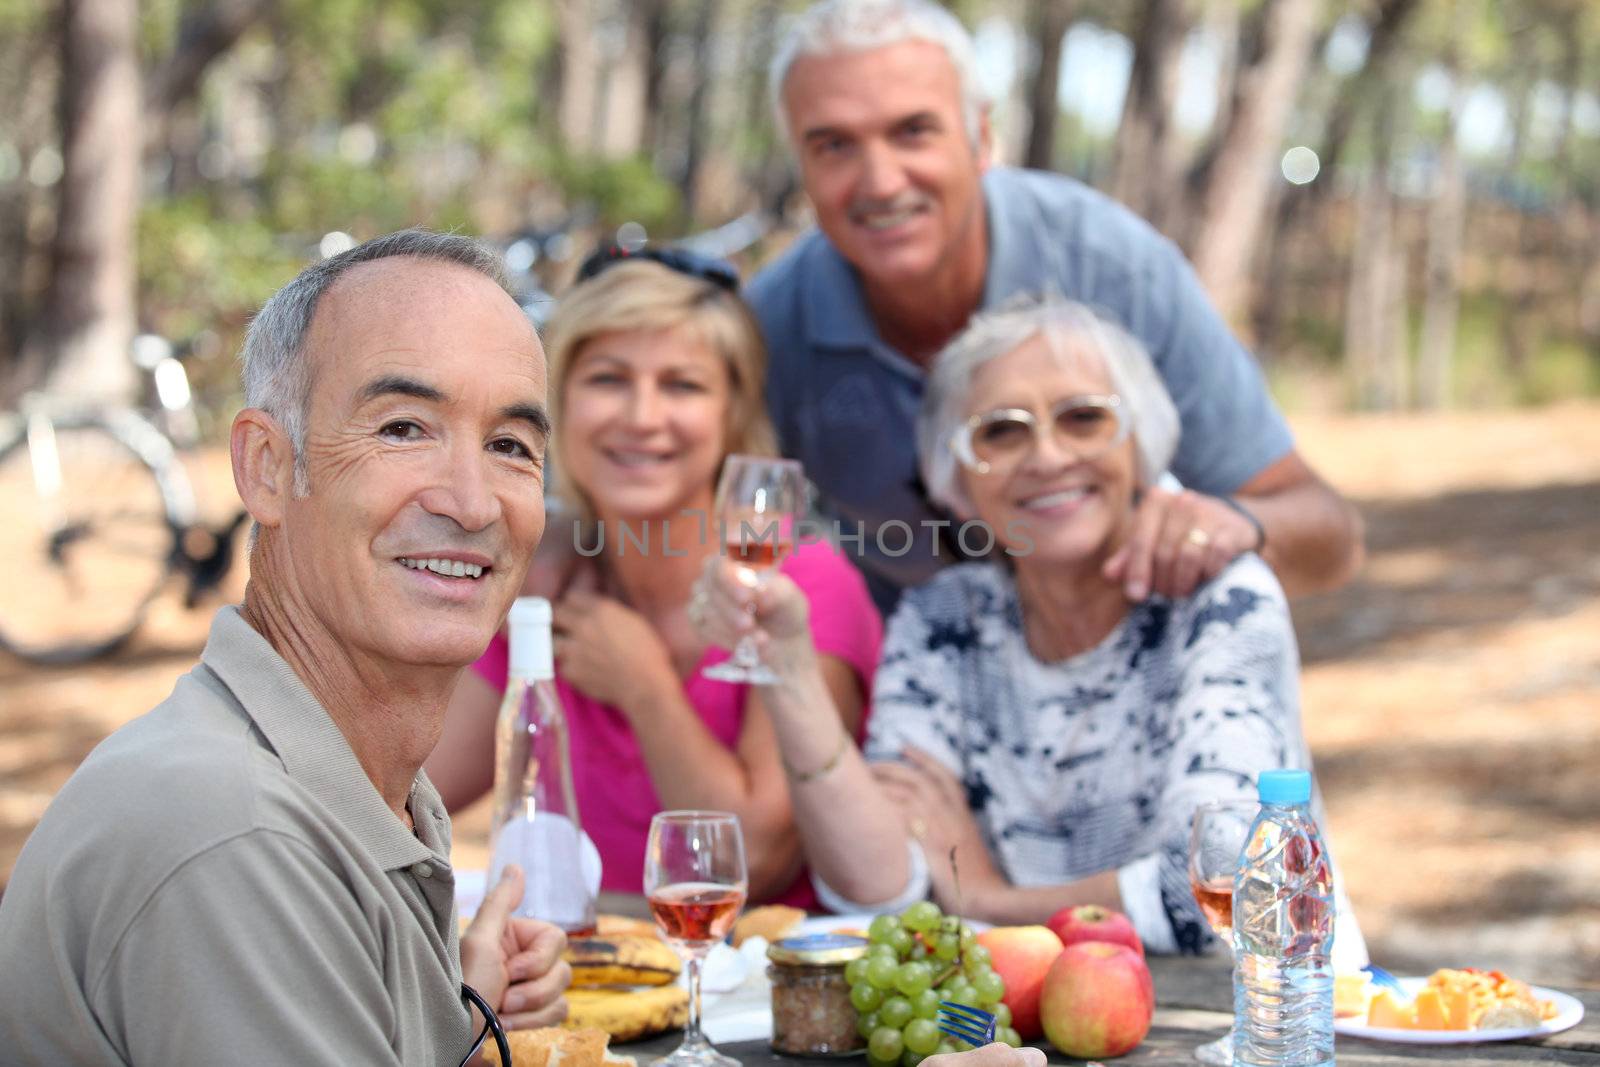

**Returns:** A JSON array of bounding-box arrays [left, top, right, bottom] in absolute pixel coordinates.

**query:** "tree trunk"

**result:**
[[1203, 0, 1239, 130], [1416, 21, 1469, 410], [1344, 98, 1406, 411], [1311, 0, 1422, 194], [1189, 0, 1319, 326], [144, 0, 277, 143], [678, 0, 720, 221], [23, 0, 140, 403], [1109, 0, 1191, 229], [0, 21, 55, 383], [596, 0, 652, 159], [1385, 237, 1412, 409], [1580, 213, 1600, 357], [1345, 172, 1396, 410], [738, 0, 790, 214], [640, 0, 672, 157], [555, 0, 598, 155], [1497, 29, 1540, 377], [1550, 6, 1581, 189], [1023, 0, 1073, 172]]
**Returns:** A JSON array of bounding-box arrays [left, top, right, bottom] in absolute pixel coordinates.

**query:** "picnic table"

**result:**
[[591, 896, 1600, 1064]]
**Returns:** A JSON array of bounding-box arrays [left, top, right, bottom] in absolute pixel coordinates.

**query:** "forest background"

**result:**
[[4, 0, 1599, 413]]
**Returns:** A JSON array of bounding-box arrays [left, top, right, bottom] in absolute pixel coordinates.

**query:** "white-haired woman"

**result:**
[[694, 299, 1363, 957]]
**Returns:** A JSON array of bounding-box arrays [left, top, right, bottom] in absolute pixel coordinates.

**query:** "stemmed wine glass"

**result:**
[[702, 455, 805, 684], [1188, 798, 1259, 1065], [644, 811, 749, 1067]]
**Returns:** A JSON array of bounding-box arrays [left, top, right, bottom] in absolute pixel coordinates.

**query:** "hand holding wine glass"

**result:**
[[702, 455, 804, 685], [644, 811, 748, 1067], [1188, 798, 1259, 1066]]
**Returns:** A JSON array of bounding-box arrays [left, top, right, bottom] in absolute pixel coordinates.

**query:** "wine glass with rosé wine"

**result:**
[[644, 811, 749, 1067], [1188, 798, 1259, 1065], [702, 455, 805, 685]]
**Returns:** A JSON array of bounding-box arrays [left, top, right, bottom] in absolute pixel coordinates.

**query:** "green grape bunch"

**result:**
[[850, 901, 1024, 1067]]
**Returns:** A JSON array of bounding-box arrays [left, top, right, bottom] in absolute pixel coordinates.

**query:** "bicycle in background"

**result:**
[[0, 333, 248, 665]]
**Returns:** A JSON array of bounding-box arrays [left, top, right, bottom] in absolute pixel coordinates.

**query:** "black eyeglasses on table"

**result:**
[[460, 982, 512, 1067]]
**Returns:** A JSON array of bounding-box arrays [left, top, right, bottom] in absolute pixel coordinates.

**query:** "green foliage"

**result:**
[[137, 197, 303, 324], [542, 152, 682, 233], [257, 153, 414, 236], [13, 0, 1597, 418], [1519, 338, 1600, 404], [135, 196, 307, 415], [0, 0, 43, 33]]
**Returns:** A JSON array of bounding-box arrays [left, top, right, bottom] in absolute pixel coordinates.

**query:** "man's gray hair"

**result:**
[[240, 228, 510, 492], [769, 0, 988, 149], [917, 298, 1181, 517]]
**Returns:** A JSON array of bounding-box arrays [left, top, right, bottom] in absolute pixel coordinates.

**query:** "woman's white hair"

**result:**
[[916, 298, 1181, 517], [239, 229, 508, 494], [769, 0, 988, 149]]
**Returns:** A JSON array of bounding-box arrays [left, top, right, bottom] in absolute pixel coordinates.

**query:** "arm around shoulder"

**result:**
[[1234, 450, 1365, 597]]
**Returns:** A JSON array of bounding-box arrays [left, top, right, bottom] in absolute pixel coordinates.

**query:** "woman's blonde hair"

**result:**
[[542, 259, 778, 519]]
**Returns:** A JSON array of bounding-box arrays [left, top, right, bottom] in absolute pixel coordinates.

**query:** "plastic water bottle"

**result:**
[[1231, 769, 1335, 1067], [487, 597, 601, 933]]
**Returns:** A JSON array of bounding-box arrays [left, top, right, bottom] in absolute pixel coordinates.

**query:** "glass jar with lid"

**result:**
[[768, 933, 869, 1056]]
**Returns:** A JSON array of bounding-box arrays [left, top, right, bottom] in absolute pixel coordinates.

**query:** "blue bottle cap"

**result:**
[[1257, 769, 1311, 804]]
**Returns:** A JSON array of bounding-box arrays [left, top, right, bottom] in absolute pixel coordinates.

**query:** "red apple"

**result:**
[[975, 925, 1064, 1039], [1046, 903, 1144, 958], [1039, 942, 1155, 1059]]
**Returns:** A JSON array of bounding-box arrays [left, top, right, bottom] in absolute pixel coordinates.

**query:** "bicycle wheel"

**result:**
[[0, 409, 193, 664]]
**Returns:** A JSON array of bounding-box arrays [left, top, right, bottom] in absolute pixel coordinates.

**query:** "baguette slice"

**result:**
[[480, 1026, 636, 1067], [596, 914, 659, 939], [732, 904, 805, 946]]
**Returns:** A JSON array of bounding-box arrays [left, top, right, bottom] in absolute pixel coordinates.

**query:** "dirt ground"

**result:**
[[1, 404, 1596, 986]]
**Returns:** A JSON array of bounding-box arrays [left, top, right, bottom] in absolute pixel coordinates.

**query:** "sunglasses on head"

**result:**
[[576, 243, 741, 293]]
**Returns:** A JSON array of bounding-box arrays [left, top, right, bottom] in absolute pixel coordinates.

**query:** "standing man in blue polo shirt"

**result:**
[[747, 0, 1363, 612]]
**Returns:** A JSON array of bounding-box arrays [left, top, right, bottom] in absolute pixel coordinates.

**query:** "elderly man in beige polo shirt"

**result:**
[[0, 231, 569, 1064]]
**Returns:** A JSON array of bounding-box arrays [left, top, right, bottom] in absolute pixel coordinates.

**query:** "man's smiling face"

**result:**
[[280, 256, 549, 670], [782, 39, 991, 292]]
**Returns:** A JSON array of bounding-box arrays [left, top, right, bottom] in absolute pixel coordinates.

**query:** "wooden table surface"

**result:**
[[620, 952, 1599, 1066], [593, 896, 1599, 1064]]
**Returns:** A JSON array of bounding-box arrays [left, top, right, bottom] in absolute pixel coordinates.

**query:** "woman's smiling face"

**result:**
[[957, 335, 1139, 565], [559, 323, 730, 522]]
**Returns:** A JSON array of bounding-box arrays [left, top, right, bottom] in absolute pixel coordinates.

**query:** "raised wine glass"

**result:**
[[644, 811, 749, 1067], [1188, 798, 1259, 1065], [702, 455, 805, 684]]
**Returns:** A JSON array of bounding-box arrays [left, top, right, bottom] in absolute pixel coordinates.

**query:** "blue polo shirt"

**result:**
[[747, 167, 1294, 611]]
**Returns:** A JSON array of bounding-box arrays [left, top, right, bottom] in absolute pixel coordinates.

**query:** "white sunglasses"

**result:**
[[950, 394, 1128, 475]]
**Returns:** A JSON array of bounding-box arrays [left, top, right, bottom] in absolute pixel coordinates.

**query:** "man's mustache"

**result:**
[[848, 192, 931, 221], [387, 515, 507, 565]]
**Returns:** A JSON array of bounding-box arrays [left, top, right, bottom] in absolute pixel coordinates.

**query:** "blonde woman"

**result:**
[[425, 249, 881, 907]]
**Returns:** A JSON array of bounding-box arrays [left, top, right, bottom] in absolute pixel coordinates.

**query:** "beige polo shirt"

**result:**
[[0, 607, 474, 1065]]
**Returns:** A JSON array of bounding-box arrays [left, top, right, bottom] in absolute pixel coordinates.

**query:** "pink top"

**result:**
[[470, 540, 883, 910]]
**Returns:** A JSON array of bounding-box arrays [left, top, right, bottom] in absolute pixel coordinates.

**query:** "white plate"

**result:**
[[798, 913, 992, 937], [1335, 977, 1585, 1044]]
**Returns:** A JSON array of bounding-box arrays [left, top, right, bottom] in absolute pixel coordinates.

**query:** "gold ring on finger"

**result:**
[[910, 818, 927, 840], [1186, 526, 1211, 549]]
